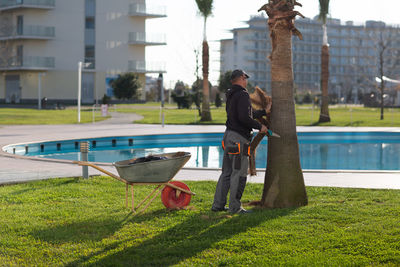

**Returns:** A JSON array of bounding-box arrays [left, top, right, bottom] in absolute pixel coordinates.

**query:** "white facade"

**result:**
[[0, 0, 166, 104]]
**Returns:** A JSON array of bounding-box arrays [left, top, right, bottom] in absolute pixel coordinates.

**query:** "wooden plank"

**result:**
[[73, 161, 127, 184], [165, 182, 196, 196], [139, 186, 163, 213], [125, 183, 128, 208], [135, 185, 162, 210]]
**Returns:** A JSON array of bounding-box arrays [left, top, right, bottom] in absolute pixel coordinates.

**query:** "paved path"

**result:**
[[0, 113, 399, 189], [95, 112, 143, 124]]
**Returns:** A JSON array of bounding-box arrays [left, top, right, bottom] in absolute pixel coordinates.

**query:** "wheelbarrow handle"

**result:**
[[165, 182, 196, 196], [73, 161, 127, 184]]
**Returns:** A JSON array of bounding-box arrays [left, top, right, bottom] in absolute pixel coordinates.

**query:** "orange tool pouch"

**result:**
[[222, 141, 251, 170]]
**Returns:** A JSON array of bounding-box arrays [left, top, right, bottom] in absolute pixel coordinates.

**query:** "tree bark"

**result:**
[[201, 40, 212, 121], [319, 44, 330, 122], [261, 18, 307, 208]]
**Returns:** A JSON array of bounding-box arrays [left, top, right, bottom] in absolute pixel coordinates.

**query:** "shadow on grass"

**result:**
[[10, 178, 79, 195], [67, 208, 295, 266], [31, 212, 133, 243], [344, 121, 363, 126]]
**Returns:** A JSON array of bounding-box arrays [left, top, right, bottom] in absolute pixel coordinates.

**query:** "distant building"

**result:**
[[0, 0, 166, 105], [220, 15, 400, 103]]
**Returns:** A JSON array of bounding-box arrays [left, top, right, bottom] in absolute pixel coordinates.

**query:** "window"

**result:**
[[85, 17, 95, 29], [17, 15, 23, 35], [85, 46, 95, 58], [85, 0, 96, 17]]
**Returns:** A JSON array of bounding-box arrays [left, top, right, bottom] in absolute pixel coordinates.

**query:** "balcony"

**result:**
[[129, 3, 166, 18], [83, 57, 95, 70], [128, 32, 166, 46], [0, 0, 55, 11], [128, 60, 166, 73], [0, 56, 55, 70], [0, 25, 55, 40]]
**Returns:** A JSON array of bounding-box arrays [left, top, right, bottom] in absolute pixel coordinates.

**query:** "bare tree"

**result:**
[[364, 25, 400, 119]]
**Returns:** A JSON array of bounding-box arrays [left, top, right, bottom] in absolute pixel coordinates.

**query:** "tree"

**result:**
[[111, 73, 141, 100], [193, 48, 202, 116], [218, 70, 232, 93], [318, 0, 331, 123], [374, 29, 400, 119], [172, 80, 192, 109], [215, 92, 222, 107], [191, 78, 212, 113], [174, 80, 187, 96], [360, 25, 400, 118], [258, 0, 308, 208], [195, 0, 213, 121]]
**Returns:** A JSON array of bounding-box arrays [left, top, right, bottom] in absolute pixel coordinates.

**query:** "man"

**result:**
[[212, 69, 268, 214]]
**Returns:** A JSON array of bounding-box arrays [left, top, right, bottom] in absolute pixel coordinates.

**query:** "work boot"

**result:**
[[236, 208, 253, 214], [211, 206, 229, 212]]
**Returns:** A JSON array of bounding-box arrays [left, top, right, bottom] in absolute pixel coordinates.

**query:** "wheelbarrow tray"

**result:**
[[113, 152, 191, 183]]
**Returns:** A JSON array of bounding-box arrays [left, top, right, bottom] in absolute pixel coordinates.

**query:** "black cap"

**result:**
[[230, 69, 250, 81]]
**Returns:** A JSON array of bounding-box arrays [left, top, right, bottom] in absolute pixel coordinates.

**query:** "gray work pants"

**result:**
[[212, 130, 250, 213]]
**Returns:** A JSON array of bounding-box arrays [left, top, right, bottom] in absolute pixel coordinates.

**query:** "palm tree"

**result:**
[[318, 0, 331, 122], [195, 0, 213, 121], [258, 0, 308, 208]]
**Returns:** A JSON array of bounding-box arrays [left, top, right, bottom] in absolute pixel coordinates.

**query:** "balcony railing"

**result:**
[[0, 25, 55, 40], [0, 0, 55, 11], [128, 60, 166, 73], [128, 32, 166, 45], [0, 56, 55, 70], [129, 3, 166, 18], [84, 57, 95, 69]]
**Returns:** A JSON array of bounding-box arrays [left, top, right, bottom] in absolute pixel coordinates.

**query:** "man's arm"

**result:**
[[237, 93, 263, 130], [253, 109, 267, 119]]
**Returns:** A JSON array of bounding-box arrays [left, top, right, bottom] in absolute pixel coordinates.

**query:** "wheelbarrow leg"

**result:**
[[131, 184, 135, 213], [135, 185, 162, 211], [139, 185, 164, 213], [125, 184, 129, 209]]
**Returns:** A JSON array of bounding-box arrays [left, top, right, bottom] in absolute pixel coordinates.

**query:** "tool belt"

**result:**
[[222, 141, 251, 170]]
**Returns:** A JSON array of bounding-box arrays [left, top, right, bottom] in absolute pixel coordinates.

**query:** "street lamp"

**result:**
[[37, 72, 45, 110], [77, 61, 91, 123], [158, 73, 165, 127]]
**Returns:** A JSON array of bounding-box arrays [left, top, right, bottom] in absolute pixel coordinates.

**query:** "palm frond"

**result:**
[[318, 0, 330, 24], [195, 0, 213, 18]]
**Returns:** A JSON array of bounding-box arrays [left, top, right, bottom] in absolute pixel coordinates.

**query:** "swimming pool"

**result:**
[[3, 132, 400, 170]]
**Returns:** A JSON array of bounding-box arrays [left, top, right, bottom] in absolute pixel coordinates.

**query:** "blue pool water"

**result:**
[[3, 132, 400, 170]]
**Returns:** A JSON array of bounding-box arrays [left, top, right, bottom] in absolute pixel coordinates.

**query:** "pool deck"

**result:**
[[1, 118, 399, 189]]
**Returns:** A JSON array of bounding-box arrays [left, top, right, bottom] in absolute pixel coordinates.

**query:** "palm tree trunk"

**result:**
[[200, 18, 212, 121], [261, 18, 307, 208], [319, 43, 330, 122], [380, 79, 385, 120]]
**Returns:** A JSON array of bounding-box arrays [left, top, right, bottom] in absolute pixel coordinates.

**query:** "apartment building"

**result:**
[[0, 0, 166, 105], [221, 15, 400, 103]]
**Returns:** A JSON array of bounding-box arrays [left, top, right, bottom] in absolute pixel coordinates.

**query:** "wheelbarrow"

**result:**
[[74, 151, 195, 213]]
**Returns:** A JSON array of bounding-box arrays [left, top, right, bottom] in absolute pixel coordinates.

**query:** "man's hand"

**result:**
[[260, 125, 268, 133]]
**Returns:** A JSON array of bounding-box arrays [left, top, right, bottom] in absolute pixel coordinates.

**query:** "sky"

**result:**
[[146, 0, 400, 88]]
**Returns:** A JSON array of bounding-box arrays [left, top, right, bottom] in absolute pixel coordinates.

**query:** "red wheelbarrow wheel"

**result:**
[[161, 181, 191, 209]]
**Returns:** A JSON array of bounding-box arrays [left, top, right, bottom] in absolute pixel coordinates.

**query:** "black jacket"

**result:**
[[225, 84, 265, 140]]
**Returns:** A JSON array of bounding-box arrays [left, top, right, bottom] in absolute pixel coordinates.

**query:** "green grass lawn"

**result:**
[[1, 104, 399, 126], [1, 177, 399, 266], [0, 108, 109, 124], [117, 104, 400, 127]]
